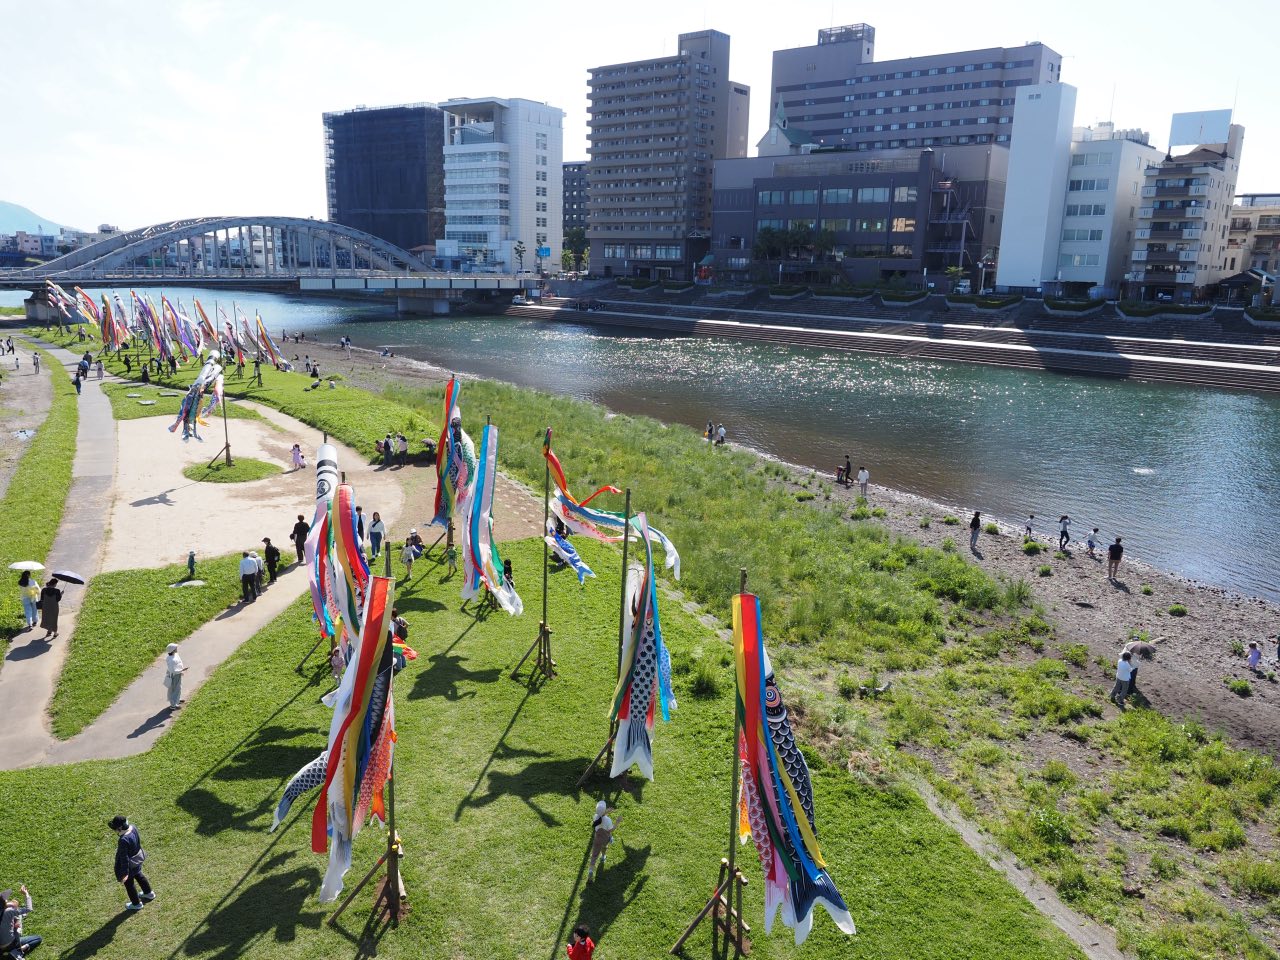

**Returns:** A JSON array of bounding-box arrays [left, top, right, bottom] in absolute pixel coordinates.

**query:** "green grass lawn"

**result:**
[[182, 458, 280, 484], [0, 537, 1083, 960], [49, 553, 246, 739], [100, 381, 264, 424], [0, 344, 78, 653]]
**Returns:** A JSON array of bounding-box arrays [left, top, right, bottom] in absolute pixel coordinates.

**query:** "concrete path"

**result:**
[[0, 337, 115, 768]]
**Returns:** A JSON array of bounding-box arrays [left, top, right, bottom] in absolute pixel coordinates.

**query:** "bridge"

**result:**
[[0, 215, 536, 314]]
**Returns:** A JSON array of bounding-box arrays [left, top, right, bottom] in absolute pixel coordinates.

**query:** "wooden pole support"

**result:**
[[669, 859, 732, 955]]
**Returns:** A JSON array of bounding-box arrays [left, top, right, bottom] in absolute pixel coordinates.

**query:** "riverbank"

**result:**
[[301, 336, 1280, 751]]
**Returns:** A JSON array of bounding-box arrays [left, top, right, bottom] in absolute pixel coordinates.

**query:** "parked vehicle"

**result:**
[[511, 294, 529, 305]]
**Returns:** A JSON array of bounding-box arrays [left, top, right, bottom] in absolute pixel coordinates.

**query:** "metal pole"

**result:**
[[727, 567, 747, 884], [221, 373, 232, 466]]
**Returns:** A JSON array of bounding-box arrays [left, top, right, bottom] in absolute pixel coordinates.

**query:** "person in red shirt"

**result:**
[[566, 924, 594, 959]]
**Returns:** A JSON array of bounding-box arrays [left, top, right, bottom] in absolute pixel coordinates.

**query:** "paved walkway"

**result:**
[[0, 337, 115, 767]]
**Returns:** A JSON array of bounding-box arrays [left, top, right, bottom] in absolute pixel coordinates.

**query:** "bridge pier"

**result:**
[[397, 295, 451, 316]]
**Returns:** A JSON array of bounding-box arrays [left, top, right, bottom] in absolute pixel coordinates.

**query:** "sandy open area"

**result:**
[[102, 404, 404, 571]]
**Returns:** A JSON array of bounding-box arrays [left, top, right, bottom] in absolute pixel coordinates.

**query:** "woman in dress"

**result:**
[[39, 577, 63, 638], [291, 444, 305, 470], [17, 571, 39, 629]]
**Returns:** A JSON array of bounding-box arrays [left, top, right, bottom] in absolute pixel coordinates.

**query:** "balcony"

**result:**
[[1179, 250, 1198, 263], [1130, 250, 1148, 262], [1176, 271, 1197, 283], [1135, 228, 1151, 240]]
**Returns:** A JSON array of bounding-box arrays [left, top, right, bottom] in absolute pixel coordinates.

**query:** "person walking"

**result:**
[[843, 455, 852, 487], [566, 924, 595, 960], [109, 816, 155, 911], [969, 511, 982, 551], [38, 578, 62, 639], [95, 359, 104, 379], [17, 571, 39, 630], [587, 801, 620, 882], [252, 551, 265, 592], [1058, 515, 1071, 551], [32, 353, 40, 374], [238, 551, 258, 603], [291, 514, 309, 564], [368, 512, 386, 560], [1025, 514, 1034, 539], [163, 644, 186, 710], [0, 884, 38, 958], [355, 506, 366, 547], [1246, 641, 1263, 675], [262, 538, 281, 583], [72, 372, 81, 396], [1110, 651, 1134, 706], [1107, 536, 1124, 581], [290, 444, 305, 470], [856, 465, 870, 498], [1086, 527, 1100, 559]]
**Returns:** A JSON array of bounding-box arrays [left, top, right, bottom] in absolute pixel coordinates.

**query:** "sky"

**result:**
[[3, 0, 1277, 230]]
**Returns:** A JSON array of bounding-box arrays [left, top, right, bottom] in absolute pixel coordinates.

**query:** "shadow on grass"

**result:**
[[461, 755, 591, 828], [549, 835, 594, 960], [394, 595, 446, 615], [407, 651, 502, 702], [177, 786, 276, 835], [210, 734, 323, 782], [573, 841, 651, 945], [59, 910, 137, 960]]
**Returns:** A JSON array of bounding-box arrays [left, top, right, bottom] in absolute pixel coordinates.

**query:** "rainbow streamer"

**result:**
[[331, 484, 370, 646], [608, 513, 675, 780], [460, 424, 523, 615], [431, 376, 476, 526], [255, 312, 283, 366], [734, 592, 855, 944]]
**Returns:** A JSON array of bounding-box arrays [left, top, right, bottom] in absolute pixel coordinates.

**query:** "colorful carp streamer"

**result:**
[[167, 352, 222, 440], [431, 377, 477, 527], [271, 750, 328, 832], [545, 518, 595, 585], [460, 424, 523, 615], [609, 513, 676, 780], [543, 430, 680, 580], [312, 574, 397, 902], [734, 592, 855, 944], [255, 311, 284, 366]]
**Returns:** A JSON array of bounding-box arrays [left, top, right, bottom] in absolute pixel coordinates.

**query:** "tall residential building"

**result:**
[[323, 103, 446, 254], [563, 161, 589, 234], [770, 25, 1061, 152], [588, 30, 750, 280], [1229, 195, 1280, 275], [434, 97, 564, 273], [1128, 111, 1244, 302]]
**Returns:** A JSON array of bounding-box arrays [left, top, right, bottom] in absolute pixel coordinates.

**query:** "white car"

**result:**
[[511, 295, 529, 305]]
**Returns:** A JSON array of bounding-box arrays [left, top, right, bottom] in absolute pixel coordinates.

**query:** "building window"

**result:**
[[756, 218, 784, 230], [893, 186, 916, 203], [654, 245, 681, 260], [788, 218, 815, 230], [822, 188, 853, 204], [536, 202, 547, 212], [535, 133, 548, 150], [1068, 178, 1109, 192], [820, 218, 851, 232], [1061, 228, 1104, 241], [1058, 253, 1100, 267], [536, 217, 547, 227], [789, 189, 817, 204], [536, 171, 547, 181], [856, 218, 886, 231], [757, 190, 785, 205], [536, 186, 547, 197], [1065, 203, 1106, 216], [891, 217, 915, 233], [856, 187, 890, 203]]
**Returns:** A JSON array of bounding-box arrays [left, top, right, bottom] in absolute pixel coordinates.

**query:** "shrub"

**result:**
[[1222, 857, 1280, 897], [1038, 565, 1052, 577], [942, 515, 961, 526], [1140, 584, 1153, 596], [768, 284, 809, 297], [1060, 643, 1089, 668], [1149, 852, 1180, 880], [1168, 604, 1187, 617], [836, 673, 859, 700], [1053, 551, 1068, 561], [1041, 760, 1075, 786], [879, 288, 928, 302], [871, 507, 887, 519], [983, 523, 999, 535], [1003, 579, 1033, 608], [1022, 540, 1043, 555], [1044, 297, 1102, 312], [1230, 640, 1245, 657], [940, 537, 955, 553], [918, 517, 931, 529], [1225, 677, 1252, 697], [795, 490, 815, 502], [690, 658, 723, 699]]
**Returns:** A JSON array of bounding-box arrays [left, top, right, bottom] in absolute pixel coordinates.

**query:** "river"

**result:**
[[8, 286, 1280, 602]]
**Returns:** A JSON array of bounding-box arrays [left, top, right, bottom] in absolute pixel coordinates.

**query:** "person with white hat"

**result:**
[[164, 644, 186, 710], [587, 800, 621, 881]]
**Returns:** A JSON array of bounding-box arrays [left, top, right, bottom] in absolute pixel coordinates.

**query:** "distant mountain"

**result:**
[[0, 201, 77, 235]]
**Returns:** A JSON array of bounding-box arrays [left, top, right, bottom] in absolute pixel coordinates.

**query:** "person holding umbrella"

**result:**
[[38, 578, 62, 639], [16, 569, 40, 629]]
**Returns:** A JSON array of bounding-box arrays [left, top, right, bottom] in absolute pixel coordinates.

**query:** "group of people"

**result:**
[[15, 572, 61, 639], [834, 456, 870, 496], [704, 421, 727, 445], [237, 538, 281, 604], [376, 433, 411, 468], [1021, 514, 1127, 581]]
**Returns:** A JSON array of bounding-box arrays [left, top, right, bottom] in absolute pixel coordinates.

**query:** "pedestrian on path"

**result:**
[[0, 884, 38, 958], [291, 514, 309, 564], [1058, 515, 1071, 551], [355, 506, 366, 546], [17, 571, 39, 630], [32, 353, 40, 374], [1107, 537, 1124, 581], [164, 644, 186, 710], [95, 360, 104, 379], [1110, 651, 1134, 707], [239, 551, 258, 603], [252, 551, 265, 592], [290, 444, 305, 471], [857, 466, 870, 498], [38, 579, 62, 639], [109, 816, 155, 911], [368, 512, 385, 559], [72, 372, 81, 396], [262, 538, 281, 583], [969, 511, 982, 551]]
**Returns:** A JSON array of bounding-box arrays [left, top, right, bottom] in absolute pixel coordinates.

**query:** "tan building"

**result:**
[[1128, 111, 1244, 302], [587, 30, 750, 280], [1229, 195, 1280, 274]]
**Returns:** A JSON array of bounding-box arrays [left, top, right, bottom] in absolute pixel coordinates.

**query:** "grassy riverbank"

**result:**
[[0, 344, 78, 653]]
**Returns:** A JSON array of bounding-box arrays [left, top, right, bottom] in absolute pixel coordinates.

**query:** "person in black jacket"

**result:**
[[261, 538, 281, 583], [291, 514, 309, 564], [109, 816, 154, 911]]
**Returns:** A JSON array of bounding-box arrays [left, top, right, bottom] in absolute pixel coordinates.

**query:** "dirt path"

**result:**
[[0, 338, 53, 501]]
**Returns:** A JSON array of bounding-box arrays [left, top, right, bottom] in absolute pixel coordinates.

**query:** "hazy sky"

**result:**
[[3, 0, 1276, 229]]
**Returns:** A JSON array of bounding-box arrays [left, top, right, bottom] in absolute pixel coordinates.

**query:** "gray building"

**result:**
[[563, 161, 588, 234], [711, 144, 1007, 286], [770, 25, 1060, 153], [588, 30, 750, 280], [323, 103, 446, 255]]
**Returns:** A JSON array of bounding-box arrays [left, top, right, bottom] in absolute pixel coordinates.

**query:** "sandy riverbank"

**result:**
[[296, 336, 1280, 757]]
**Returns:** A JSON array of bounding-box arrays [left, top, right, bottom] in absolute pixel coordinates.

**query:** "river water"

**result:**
[[8, 286, 1280, 602]]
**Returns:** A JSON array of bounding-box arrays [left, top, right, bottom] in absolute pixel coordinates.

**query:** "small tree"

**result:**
[[945, 264, 966, 284], [513, 241, 526, 273], [563, 226, 588, 272], [752, 226, 784, 261], [561, 249, 574, 271], [812, 229, 838, 260]]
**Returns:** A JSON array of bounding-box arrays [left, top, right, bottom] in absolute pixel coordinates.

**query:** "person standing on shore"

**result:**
[[705, 420, 713, 442], [164, 643, 186, 710], [1025, 514, 1034, 539], [109, 816, 155, 911], [291, 444, 305, 470], [1058, 515, 1071, 551], [291, 514, 309, 564], [857, 465, 870, 498], [1246, 641, 1263, 675], [1087, 528, 1100, 559], [239, 551, 258, 603], [969, 511, 982, 551], [1107, 537, 1124, 581], [716, 423, 726, 446], [842, 455, 852, 486], [33, 353, 40, 374], [1110, 651, 1134, 706]]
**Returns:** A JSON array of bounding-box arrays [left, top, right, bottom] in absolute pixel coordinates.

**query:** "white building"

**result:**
[[435, 97, 564, 273], [994, 82, 1076, 293]]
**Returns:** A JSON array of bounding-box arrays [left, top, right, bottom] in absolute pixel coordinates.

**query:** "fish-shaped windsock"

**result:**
[[305, 444, 339, 641], [271, 750, 328, 832], [460, 424, 522, 615], [545, 519, 595, 585], [735, 592, 855, 944], [432, 377, 478, 527]]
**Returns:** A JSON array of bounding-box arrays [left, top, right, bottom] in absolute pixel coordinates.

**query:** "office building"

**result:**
[[588, 30, 750, 280], [563, 161, 589, 234], [770, 24, 1061, 152], [711, 143, 1007, 286], [434, 97, 564, 273], [323, 103, 446, 254], [1128, 111, 1244, 302]]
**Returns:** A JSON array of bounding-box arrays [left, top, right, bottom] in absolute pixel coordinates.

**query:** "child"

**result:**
[[329, 643, 346, 681], [1247, 641, 1262, 674], [566, 924, 595, 960], [1086, 528, 1099, 559], [1025, 514, 1034, 539], [587, 801, 620, 881], [291, 444, 305, 470]]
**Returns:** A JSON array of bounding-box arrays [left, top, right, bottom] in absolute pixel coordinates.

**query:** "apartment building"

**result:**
[[563, 161, 589, 234], [588, 30, 750, 280], [323, 103, 446, 254], [434, 97, 564, 273], [1229, 195, 1280, 275], [770, 24, 1060, 152], [1128, 111, 1244, 302]]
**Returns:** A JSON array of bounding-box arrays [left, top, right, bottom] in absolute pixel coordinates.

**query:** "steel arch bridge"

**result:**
[[11, 216, 434, 281]]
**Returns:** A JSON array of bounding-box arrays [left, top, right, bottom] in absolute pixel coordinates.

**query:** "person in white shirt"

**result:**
[[856, 466, 870, 497], [587, 801, 621, 881], [238, 551, 259, 603], [397, 434, 409, 466], [1110, 651, 1134, 706], [164, 643, 186, 709], [1025, 514, 1034, 539], [1058, 515, 1071, 551]]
